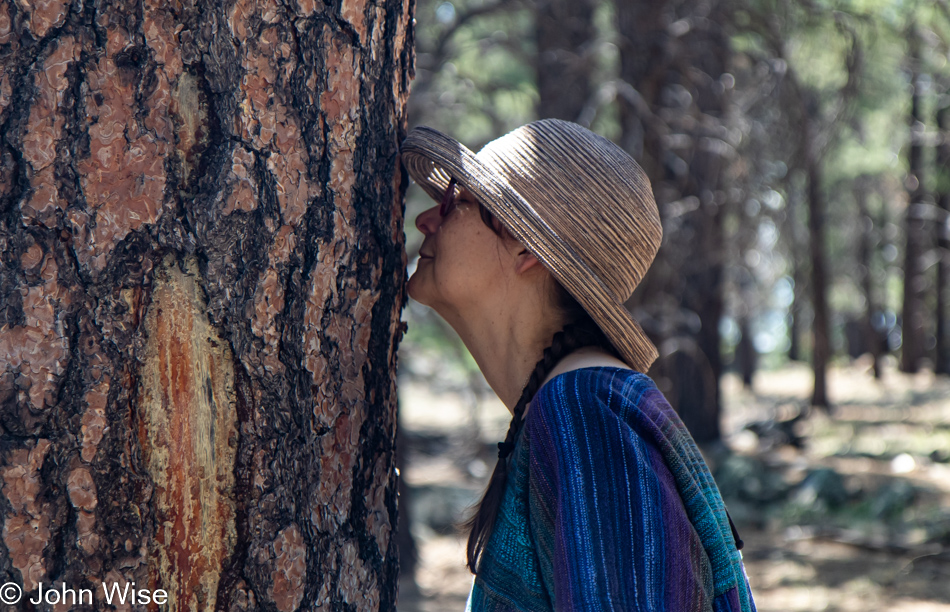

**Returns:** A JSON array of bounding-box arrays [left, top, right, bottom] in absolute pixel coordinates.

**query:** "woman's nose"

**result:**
[[415, 205, 442, 235]]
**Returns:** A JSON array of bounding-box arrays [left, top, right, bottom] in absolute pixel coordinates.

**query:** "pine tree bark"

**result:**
[[0, 0, 413, 609]]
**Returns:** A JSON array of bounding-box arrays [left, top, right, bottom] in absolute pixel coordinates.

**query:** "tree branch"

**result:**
[[431, 0, 522, 61]]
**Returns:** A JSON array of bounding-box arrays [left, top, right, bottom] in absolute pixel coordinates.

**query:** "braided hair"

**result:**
[[463, 204, 621, 573]]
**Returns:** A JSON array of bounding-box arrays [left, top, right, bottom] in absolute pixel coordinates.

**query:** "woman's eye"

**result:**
[[439, 200, 457, 217]]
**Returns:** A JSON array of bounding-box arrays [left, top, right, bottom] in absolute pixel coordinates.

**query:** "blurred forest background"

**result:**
[[394, 0, 950, 609]]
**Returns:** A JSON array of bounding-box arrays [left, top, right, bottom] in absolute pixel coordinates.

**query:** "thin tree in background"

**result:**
[[855, 175, 884, 378], [802, 90, 832, 407], [784, 174, 807, 363], [734, 214, 759, 390], [935, 94, 950, 374], [0, 0, 412, 608], [902, 28, 928, 374], [744, 6, 863, 408]]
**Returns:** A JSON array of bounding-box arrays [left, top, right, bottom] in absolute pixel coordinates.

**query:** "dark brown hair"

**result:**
[[463, 203, 619, 573]]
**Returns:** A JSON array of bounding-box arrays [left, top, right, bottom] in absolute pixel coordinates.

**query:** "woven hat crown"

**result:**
[[401, 119, 662, 372], [476, 120, 661, 302]]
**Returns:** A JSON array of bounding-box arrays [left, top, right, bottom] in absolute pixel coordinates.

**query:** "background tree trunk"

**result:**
[[0, 0, 413, 609], [534, 0, 596, 121], [680, 0, 730, 441], [902, 31, 926, 374], [935, 100, 950, 375], [614, 0, 731, 443], [784, 176, 806, 363], [736, 317, 756, 388], [805, 118, 831, 408], [614, 0, 666, 179], [855, 175, 883, 379]]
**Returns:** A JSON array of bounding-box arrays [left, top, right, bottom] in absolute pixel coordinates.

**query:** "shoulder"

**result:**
[[524, 366, 682, 464], [523, 367, 662, 453], [529, 366, 658, 421]]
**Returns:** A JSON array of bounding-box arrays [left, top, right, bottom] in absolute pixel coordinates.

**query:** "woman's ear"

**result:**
[[514, 248, 541, 275]]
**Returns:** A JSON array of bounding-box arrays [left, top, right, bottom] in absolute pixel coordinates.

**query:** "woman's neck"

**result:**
[[447, 306, 631, 413], [444, 299, 561, 412]]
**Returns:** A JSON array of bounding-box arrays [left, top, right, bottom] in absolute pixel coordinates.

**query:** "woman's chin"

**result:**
[[406, 274, 428, 305]]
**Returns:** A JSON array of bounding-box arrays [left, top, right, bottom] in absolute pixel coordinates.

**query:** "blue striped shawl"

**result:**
[[466, 367, 756, 611]]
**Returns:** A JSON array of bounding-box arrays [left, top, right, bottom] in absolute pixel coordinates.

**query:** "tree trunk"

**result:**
[[936, 101, 950, 375], [803, 103, 830, 408], [855, 176, 882, 378], [0, 0, 413, 610], [614, 0, 731, 443], [736, 317, 756, 389], [614, 0, 666, 178], [902, 33, 927, 374], [534, 0, 596, 121], [785, 177, 805, 363]]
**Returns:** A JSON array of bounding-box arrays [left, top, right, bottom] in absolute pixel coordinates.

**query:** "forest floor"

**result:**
[[394, 357, 950, 612]]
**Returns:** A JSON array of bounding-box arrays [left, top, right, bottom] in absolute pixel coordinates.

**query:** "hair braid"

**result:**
[[464, 315, 618, 573]]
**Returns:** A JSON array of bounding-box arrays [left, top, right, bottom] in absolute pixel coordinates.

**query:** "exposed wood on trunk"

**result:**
[[139, 256, 238, 611], [0, 0, 414, 609]]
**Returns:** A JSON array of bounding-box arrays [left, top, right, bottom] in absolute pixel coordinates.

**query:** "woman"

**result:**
[[401, 119, 755, 611]]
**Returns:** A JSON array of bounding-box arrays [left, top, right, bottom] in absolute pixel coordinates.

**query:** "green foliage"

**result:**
[[411, 0, 536, 144]]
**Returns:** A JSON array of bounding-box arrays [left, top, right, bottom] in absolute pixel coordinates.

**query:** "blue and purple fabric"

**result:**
[[466, 367, 756, 611]]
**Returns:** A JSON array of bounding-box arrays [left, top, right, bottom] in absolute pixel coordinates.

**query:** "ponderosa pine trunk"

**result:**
[[0, 0, 413, 609]]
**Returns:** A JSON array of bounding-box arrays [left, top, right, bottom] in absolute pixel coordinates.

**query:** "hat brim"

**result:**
[[401, 126, 658, 373]]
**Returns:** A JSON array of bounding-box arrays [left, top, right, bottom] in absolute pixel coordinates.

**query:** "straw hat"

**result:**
[[401, 119, 662, 373]]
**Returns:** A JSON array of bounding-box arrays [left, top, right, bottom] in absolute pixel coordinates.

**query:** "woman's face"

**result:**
[[408, 186, 512, 316]]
